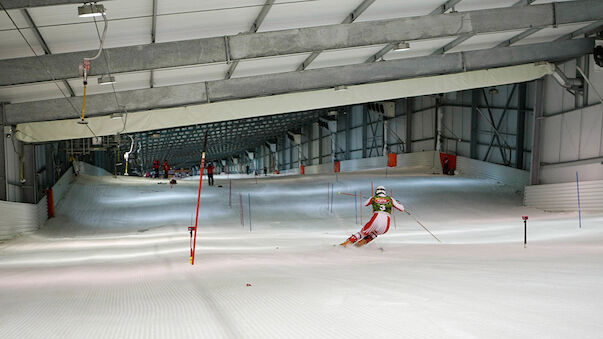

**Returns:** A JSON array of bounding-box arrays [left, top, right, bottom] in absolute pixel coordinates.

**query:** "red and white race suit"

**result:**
[[348, 196, 404, 243]]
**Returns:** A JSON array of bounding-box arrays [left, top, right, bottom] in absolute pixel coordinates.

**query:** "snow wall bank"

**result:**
[[525, 179, 603, 212], [74, 161, 112, 177], [0, 197, 47, 241], [455, 156, 529, 190], [0, 166, 75, 241], [280, 151, 529, 190]]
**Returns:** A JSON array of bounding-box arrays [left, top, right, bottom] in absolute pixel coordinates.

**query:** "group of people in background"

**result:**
[[151, 160, 170, 178], [148, 160, 274, 182]]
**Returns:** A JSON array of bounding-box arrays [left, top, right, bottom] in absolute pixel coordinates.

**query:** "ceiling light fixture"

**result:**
[[78, 3, 106, 18], [150, 133, 161, 139], [393, 41, 410, 52], [110, 113, 123, 120], [98, 75, 115, 85]]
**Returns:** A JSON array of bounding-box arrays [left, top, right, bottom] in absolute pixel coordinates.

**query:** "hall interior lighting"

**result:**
[[78, 3, 106, 18], [394, 42, 410, 51], [98, 75, 116, 85]]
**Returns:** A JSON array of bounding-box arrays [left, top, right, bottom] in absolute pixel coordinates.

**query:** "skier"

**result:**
[[206, 162, 215, 186], [340, 185, 404, 247], [163, 160, 170, 179]]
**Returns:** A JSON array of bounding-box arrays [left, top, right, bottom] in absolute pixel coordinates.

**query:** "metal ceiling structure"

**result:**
[[137, 110, 326, 169], [0, 0, 602, 170]]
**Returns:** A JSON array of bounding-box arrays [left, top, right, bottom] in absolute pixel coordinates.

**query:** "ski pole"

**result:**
[[405, 210, 441, 243], [359, 191, 363, 225]]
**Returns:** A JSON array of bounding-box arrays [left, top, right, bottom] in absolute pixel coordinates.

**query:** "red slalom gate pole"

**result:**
[[191, 131, 209, 265], [371, 181, 374, 196], [391, 189, 397, 230]]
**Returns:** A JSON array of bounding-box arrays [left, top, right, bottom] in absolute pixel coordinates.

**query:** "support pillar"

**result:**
[[362, 104, 368, 158], [22, 143, 36, 203], [405, 98, 413, 153], [345, 109, 351, 160], [0, 103, 6, 200], [530, 79, 544, 185], [307, 123, 313, 165], [318, 122, 323, 164], [470, 89, 480, 159], [516, 82, 527, 169], [434, 99, 442, 152]]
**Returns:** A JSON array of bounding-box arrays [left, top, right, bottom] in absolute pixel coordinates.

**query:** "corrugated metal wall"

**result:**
[[525, 180, 603, 212]]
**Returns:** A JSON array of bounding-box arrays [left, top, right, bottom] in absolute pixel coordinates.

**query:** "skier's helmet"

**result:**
[[375, 185, 387, 197]]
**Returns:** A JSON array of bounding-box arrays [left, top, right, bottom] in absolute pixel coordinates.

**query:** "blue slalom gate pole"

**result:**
[[354, 191, 358, 224], [330, 183, 334, 213], [576, 172, 582, 229], [248, 193, 252, 232]]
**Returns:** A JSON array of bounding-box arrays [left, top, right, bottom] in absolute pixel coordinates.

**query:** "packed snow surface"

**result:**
[[1, 166, 602, 338]]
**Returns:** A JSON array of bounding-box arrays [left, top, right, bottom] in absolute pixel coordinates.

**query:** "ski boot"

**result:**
[[354, 235, 375, 247], [340, 235, 358, 247]]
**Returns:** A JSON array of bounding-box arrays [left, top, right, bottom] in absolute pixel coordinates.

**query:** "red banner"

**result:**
[[439, 153, 456, 175]]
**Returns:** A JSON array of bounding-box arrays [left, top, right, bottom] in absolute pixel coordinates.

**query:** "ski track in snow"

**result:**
[[1, 167, 603, 338]]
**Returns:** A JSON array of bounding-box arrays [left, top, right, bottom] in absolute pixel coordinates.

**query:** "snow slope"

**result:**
[[1, 168, 602, 338]]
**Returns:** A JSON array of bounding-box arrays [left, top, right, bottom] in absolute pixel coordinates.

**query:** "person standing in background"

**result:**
[[206, 162, 215, 186], [163, 160, 169, 179]]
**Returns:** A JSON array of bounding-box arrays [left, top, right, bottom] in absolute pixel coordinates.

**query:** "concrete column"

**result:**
[[0, 103, 6, 200], [434, 99, 442, 152], [22, 143, 36, 203], [345, 109, 351, 160], [530, 79, 544, 185], [318, 122, 323, 164], [516, 82, 527, 169], [383, 118, 388, 156], [306, 123, 313, 165], [405, 98, 413, 153], [470, 89, 480, 159], [362, 104, 368, 158]]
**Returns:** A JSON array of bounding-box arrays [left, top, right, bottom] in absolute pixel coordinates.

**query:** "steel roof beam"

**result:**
[[429, 0, 463, 15], [226, 0, 275, 79], [149, 0, 158, 88], [496, 27, 542, 48], [297, 0, 376, 71], [367, 0, 464, 63], [21, 8, 75, 97], [4, 38, 594, 124], [2, 0, 601, 86], [432, 0, 535, 55], [555, 21, 603, 41], [0, 0, 113, 10]]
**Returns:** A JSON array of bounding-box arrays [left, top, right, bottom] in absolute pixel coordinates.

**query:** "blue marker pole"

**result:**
[[330, 183, 334, 213], [248, 193, 252, 232], [576, 172, 582, 229]]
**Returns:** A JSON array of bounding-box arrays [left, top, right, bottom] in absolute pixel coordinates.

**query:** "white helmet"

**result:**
[[375, 185, 387, 197]]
